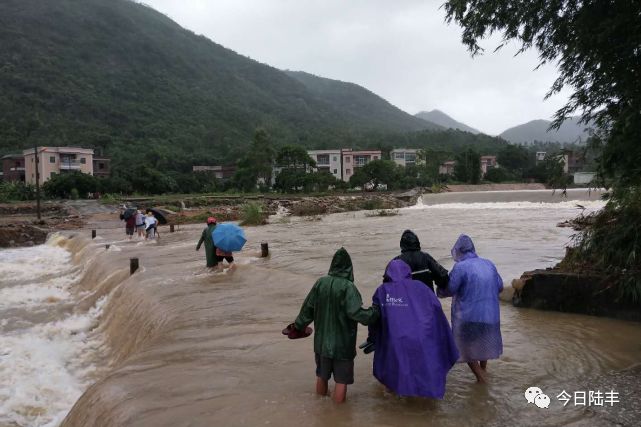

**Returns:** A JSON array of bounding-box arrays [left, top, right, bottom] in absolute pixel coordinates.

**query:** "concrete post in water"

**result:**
[[92, 229, 97, 239], [170, 224, 175, 233], [130, 258, 139, 275], [261, 242, 269, 258]]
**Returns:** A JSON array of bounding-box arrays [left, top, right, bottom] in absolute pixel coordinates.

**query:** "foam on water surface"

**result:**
[[0, 244, 73, 286], [0, 236, 107, 427], [0, 299, 107, 427]]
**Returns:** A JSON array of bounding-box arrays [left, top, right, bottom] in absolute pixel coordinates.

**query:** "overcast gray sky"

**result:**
[[143, 0, 570, 135]]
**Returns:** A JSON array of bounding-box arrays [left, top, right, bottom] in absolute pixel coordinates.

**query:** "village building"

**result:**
[[306, 150, 342, 180], [341, 149, 382, 182], [23, 147, 94, 185], [1, 154, 26, 182], [192, 165, 237, 181], [480, 155, 499, 176], [390, 148, 420, 167]]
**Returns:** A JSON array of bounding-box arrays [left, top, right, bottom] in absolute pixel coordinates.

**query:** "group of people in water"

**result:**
[[286, 230, 503, 403], [122, 209, 159, 240], [124, 212, 501, 403]]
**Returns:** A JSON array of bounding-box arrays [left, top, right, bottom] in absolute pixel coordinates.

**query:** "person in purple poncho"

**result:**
[[438, 234, 503, 383], [366, 259, 459, 398]]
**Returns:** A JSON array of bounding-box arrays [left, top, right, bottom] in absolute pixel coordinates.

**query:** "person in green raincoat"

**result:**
[[289, 247, 379, 403], [196, 217, 218, 268]]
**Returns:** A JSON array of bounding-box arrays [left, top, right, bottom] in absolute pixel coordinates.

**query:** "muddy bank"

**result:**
[[0, 223, 49, 247], [512, 269, 641, 322], [127, 193, 414, 225], [0, 201, 66, 216], [0, 193, 411, 245], [0, 200, 120, 247], [0, 204, 81, 247]]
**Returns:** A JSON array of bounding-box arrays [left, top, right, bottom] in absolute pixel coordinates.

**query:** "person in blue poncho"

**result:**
[[438, 234, 503, 383], [366, 259, 459, 398]]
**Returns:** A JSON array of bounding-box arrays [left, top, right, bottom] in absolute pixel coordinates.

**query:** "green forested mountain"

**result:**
[[0, 0, 440, 171], [284, 71, 442, 133], [0, 0, 511, 184]]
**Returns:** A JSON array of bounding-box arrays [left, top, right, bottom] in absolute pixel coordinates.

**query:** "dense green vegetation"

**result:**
[[284, 71, 437, 134], [454, 149, 481, 184], [0, 181, 36, 202], [0, 0, 438, 170], [0, 0, 597, 201], [445, 0, 641, 300], [0, 0, 518, 194], [239, 202, 266, 226]]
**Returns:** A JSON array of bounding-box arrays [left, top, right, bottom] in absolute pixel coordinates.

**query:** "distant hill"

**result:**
[[499, 117, 591, 144], [0, 0, 435, 171], [415, 110, 479, 134], [284, 71, 441, 132]]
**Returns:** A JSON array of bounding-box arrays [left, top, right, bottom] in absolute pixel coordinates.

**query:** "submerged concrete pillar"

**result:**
[[130, 258, 139, 275]]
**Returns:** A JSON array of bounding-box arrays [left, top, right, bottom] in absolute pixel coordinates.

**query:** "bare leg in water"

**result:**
[[316, 377, 328, 396], [467, 362, 487, 383], [315, 378, 347, 403], [480, 360, 488, 371], [333, 383, 347, 403]]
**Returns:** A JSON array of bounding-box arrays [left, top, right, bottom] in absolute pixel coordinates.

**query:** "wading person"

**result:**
[[394, 230, 449, 293], [135, 210, 146, 238], [366, 259, 459, 398], [286, 248, 379, 403], [438, 235, 503, 383], [124, 210, 136, 240], [215, 247, 235, 272], [196, 217, 217, 269], [144, 211, 158, 240]]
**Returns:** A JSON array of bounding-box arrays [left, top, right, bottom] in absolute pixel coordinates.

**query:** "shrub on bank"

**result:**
[[290, 203, 328, 216], [361, 198, 384, 210], [240, 202, 266, 226], [0, 181, 37, 202], [561, 189, 641, 303], [43, 172, 97, 199]]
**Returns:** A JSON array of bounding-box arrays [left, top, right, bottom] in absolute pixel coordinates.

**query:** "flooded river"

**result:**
[[2, 189, 640, 427]]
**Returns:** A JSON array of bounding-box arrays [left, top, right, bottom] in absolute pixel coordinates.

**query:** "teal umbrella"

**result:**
[[212, 223, 246, 252]]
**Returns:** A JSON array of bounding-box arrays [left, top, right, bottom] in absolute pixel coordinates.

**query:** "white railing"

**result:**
[[59, 161, 82, 170]]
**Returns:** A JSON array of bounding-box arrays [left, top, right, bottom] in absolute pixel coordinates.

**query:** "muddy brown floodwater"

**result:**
[[5, 190, 640, 427]]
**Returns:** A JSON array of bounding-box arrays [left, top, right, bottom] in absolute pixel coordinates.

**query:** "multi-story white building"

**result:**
[[307, 150, 342, 180], [23, 147, 94, 185], [341, 149, 382, 182], [391, 148, 420, 167]]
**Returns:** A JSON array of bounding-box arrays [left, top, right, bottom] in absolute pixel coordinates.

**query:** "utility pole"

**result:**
[[34, 144, 41, 221]]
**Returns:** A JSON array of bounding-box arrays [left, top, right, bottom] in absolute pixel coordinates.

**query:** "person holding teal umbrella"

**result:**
[[212, 222, 246, 271], [196, 217, 218, 269]]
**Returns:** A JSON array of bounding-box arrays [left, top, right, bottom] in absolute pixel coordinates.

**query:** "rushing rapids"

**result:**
[[2, 189, 640, 427]]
